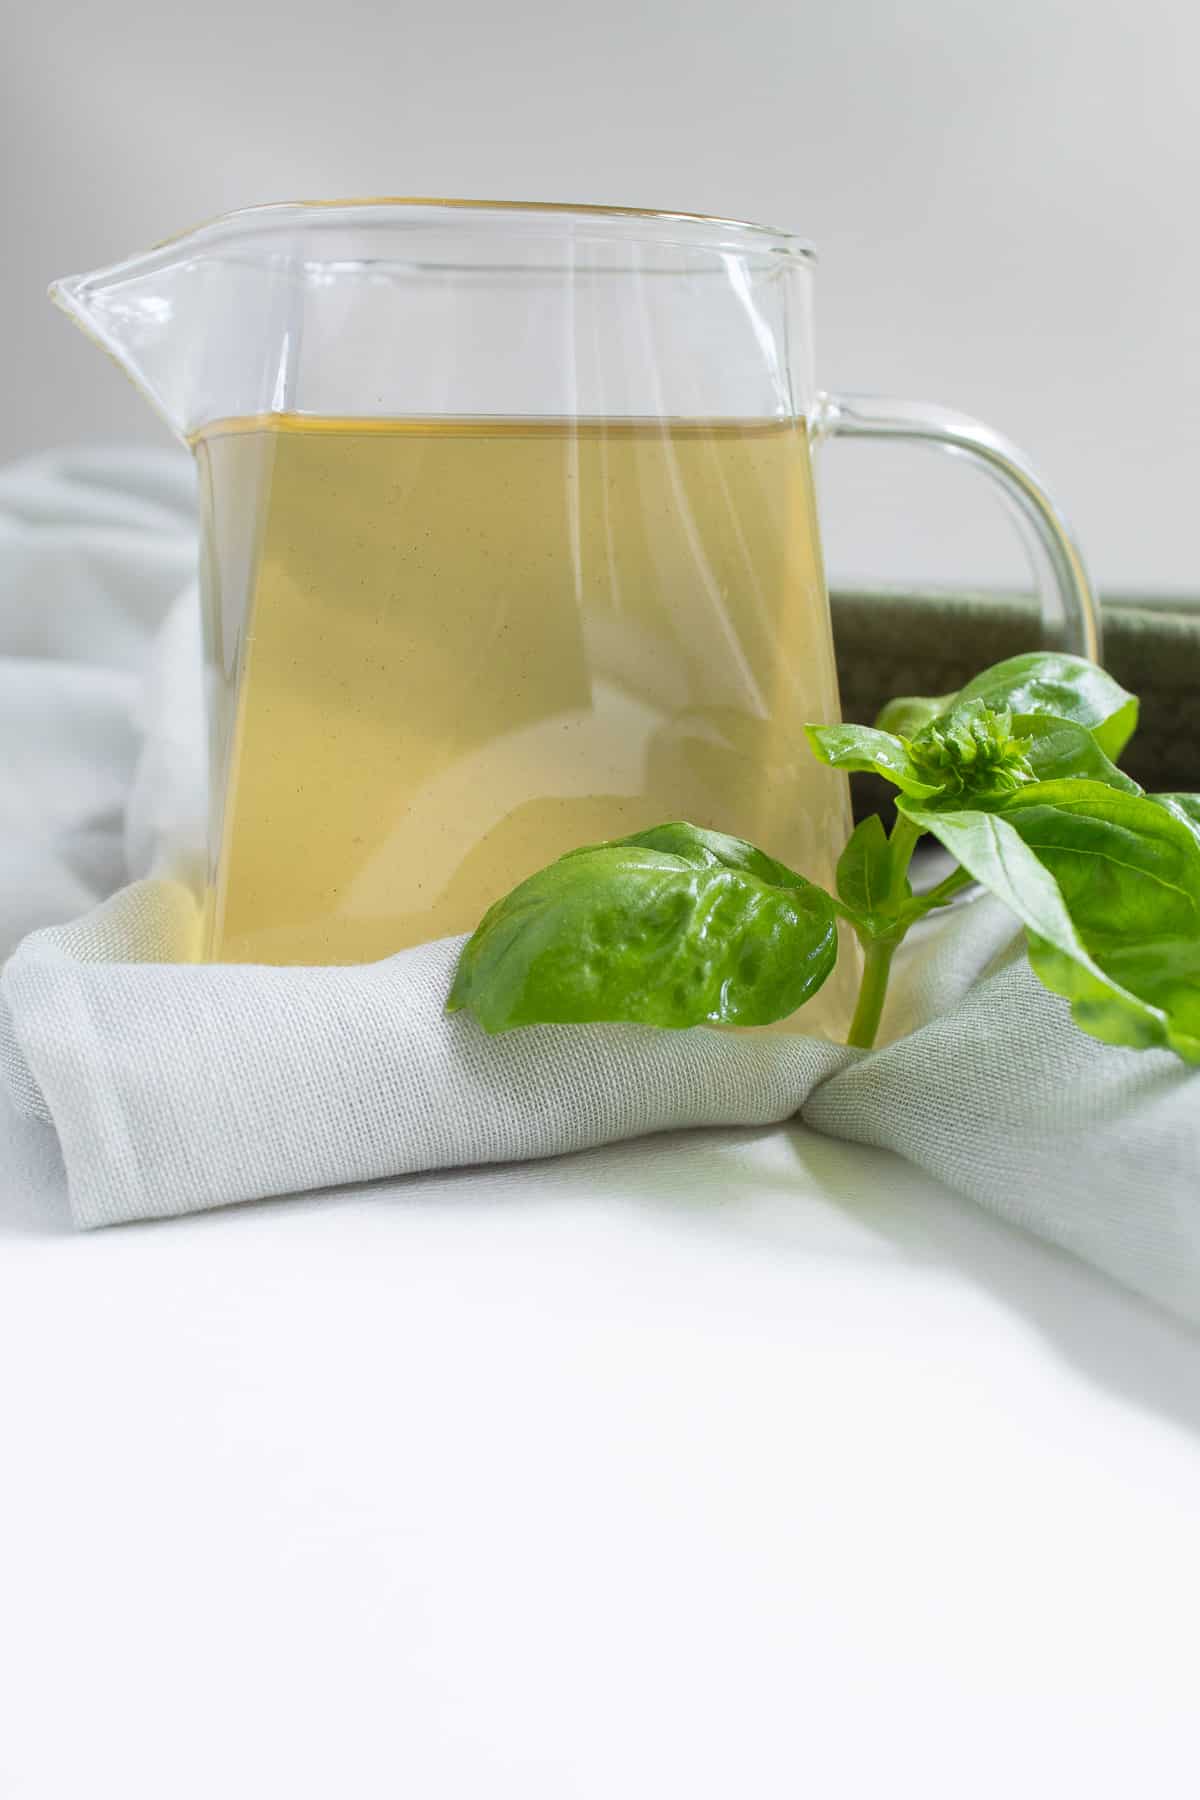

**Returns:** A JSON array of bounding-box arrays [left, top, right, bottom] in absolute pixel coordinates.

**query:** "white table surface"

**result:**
[[3, 1090, 1199, 1799]]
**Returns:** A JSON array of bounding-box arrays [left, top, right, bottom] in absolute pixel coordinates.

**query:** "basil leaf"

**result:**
[[835, 814, 906, 931], [447, 828, 839, 1034], [1004, 785, 1200, 1064], [898, 800, 1167, 1051], [900, 795, 1200, 1063], [1001, 782, 1200, 944], [951, 653, 1138, 760], [562, 820, 805, 887], [1024, 937, 1200, 1063], [1085, 938, 1200, 1061], [805, 724, 940, 798], [897, 801, 1106, 956], [1011, 714, 1142, 793], [873, 692, 956, 738], [1151, 793, 1200, 850]]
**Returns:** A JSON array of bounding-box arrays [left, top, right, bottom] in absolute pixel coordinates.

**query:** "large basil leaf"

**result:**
[[1024, 938, 1200, 1063], [1001, 782, 1200, 945], [447, 824, 839, 1034], [951, 653, 1138, 760], [897, 801, 1112, 959], [1011, 714, 1141, 793], [560, 821, 806, 886], [1088, 938, 1200, 1060], [1152, 793, 1200, 850], [900, 793, 1200, 1062], [805, 724, 940, 798]]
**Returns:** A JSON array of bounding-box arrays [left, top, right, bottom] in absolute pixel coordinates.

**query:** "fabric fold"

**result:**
[[1, 883, 854, 1229], [804, 943, 1200, 1321]]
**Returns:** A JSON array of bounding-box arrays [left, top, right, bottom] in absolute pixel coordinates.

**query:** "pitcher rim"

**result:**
[[144, 196, 817, 262]]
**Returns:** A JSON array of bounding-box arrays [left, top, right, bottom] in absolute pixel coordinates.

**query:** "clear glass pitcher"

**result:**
[[52, 198, 1097, 1030]]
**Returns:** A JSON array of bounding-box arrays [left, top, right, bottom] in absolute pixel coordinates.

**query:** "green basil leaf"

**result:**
[[805, 723, 941, 798], [1011, 714, 1142, 793], [447, 829, 839, 1034], [897, 801, 1105, 957], [873, 692, 957, 738], [1151, 793, 1200, 850], [1025, 937, 1200, 1063], [951, 652, 1138, 760], [1086, 938, 1200, 1061], [561, 820, 803, 886], [1004, 785, 1200, 1064], [899, 795, 1200, 1063], [835, 814, 906, 930], [1001, 782, 1200, 944]]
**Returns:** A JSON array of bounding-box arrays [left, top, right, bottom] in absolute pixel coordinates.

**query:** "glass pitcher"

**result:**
[[52, 199, 1097, 1033]]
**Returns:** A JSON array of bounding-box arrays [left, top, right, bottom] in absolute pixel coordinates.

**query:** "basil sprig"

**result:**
[[448, 653, 1200, 1064]]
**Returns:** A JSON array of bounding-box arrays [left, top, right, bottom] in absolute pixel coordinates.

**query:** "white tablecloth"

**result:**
[[5, 1092, 1200, 1797]]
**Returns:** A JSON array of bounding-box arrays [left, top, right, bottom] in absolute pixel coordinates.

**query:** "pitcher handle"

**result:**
[[811, 393, 1101, 662]]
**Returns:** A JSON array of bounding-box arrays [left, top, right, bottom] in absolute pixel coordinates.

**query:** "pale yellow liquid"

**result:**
[[194, 415, 856, 1030]]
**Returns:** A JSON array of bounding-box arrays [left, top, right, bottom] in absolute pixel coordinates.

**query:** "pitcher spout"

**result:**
[[51, 245, 206, 442], [49, 207, 308, 443]]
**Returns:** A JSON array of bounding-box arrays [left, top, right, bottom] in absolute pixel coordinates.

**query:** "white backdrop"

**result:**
[[8, 0, 1199, 591]]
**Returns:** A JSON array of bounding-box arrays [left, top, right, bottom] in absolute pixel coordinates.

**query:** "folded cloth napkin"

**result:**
[[1, 449, 1197, 1322]]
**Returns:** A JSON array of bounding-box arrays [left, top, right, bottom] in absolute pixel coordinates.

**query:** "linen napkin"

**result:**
[[1, 448, 1197, 1322]]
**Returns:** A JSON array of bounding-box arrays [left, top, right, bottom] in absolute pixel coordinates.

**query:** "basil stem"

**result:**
[[844, 812, 923, 1050], [847, 936, 899, 1050]]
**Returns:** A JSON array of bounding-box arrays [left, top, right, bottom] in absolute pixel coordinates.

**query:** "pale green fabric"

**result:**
[[807, 900, 1200, 1321], [3, 882, 1197, 1325]]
